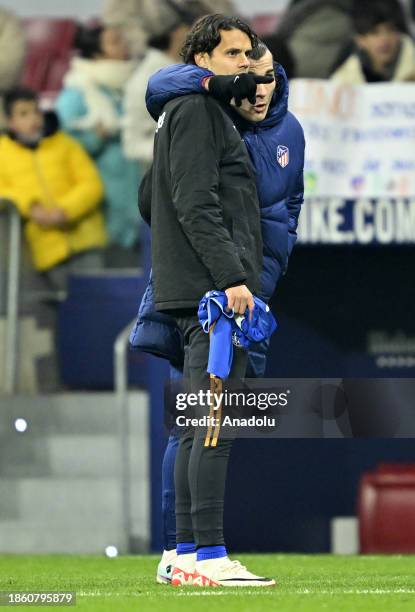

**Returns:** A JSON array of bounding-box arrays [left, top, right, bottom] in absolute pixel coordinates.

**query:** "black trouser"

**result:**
[[173, 314, 248, 548]]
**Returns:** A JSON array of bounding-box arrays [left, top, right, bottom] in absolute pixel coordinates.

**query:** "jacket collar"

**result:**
[[6, 111, 60, 150], [6, 131, 41, 150]]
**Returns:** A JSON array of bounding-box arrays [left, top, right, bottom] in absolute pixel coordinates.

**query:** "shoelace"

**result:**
[[220, 559, 247, 575]]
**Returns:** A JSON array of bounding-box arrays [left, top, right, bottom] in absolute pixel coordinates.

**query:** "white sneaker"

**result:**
[[193, 556, 276, 587], [171, 552, 197, 586], [156, 549, 177, 584]]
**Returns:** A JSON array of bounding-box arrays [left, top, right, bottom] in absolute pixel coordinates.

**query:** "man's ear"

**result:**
[[195, 52, 208, 68]]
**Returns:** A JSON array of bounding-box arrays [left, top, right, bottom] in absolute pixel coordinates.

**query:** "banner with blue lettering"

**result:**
[[298, 198, 415, 244], [288, 80, 415, 244]]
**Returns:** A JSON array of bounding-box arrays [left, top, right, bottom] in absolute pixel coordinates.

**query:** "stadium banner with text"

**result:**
[[288, 80, 415, 244], [289, 80, 415, 200], [297, 198, 415, 244]]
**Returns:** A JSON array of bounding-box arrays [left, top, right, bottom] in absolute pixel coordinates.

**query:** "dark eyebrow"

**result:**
[[225, 47, 252, 54]]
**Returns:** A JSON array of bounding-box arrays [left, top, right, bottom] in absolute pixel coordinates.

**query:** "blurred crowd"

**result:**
[[0, 0, 415, 290]]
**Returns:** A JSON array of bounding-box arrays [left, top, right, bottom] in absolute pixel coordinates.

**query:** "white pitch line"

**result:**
[[77, 588, 415, 597], [171, 589, 415, 596]]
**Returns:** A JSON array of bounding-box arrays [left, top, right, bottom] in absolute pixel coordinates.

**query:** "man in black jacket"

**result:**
[[142, 15, 275, 587]]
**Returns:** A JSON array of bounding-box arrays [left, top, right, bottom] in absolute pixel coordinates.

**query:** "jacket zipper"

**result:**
[[253, 126, 260, 148]]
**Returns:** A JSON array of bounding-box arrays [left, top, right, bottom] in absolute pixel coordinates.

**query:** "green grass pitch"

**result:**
[[1, 554, 415, 611]]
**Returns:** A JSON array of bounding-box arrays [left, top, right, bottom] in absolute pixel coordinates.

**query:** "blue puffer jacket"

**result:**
[[129, 271, 184, 367], [146, 62, 305, 302]]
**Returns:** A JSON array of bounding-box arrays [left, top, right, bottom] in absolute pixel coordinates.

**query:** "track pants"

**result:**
[[173, 314, 248, 548]]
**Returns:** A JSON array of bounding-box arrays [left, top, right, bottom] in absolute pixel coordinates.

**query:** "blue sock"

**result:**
[[176, 542, 196, 555], [197, 546, 227, 561]]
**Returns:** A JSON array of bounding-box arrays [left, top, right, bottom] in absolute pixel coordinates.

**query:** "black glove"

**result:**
[[208, 73, 274, 107]]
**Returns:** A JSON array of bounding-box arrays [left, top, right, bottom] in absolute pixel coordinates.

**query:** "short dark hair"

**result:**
[[352, 0, 408, 35], [249, 40, 268, 62], [4, 87, 38, 118], [180, 14, 259, 64], [74, 24, 104, 59]]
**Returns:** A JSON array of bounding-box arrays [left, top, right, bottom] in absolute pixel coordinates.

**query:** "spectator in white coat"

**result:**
[[122, 0, 208, 166], [103, 0, 236, 59]]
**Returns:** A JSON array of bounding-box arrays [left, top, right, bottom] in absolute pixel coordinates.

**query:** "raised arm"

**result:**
[[146, 64, 212, 120], [146, 63, 274, 119]]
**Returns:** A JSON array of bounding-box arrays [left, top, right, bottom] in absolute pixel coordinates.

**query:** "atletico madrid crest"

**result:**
[[277, 145, 289, 168]]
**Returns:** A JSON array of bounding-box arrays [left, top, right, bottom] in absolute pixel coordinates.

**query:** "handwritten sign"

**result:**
[[289, 80, 415, 199]]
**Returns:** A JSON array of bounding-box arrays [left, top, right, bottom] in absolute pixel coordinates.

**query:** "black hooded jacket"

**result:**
[[140, 94, 263, 312]]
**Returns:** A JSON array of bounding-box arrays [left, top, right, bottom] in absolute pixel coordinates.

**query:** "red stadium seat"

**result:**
[[358, 464, 415, 554], [20, 19, 77, 95]]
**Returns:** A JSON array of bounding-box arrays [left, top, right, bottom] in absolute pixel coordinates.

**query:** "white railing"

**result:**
[[1, 198, 141, 551], [0, 200, 65, 394], [1, 200, 21, 394], [113, 319, 137, 553]]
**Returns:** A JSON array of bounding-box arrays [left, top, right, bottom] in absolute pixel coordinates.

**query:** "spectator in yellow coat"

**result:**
[[0, 88, 107, 291]]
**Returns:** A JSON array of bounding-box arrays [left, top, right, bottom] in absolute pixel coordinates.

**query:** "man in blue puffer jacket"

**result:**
[[134, 40, 305, 582]]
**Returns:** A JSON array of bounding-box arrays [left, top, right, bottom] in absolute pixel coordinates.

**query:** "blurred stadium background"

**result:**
[[1, 0, 415, 589]]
